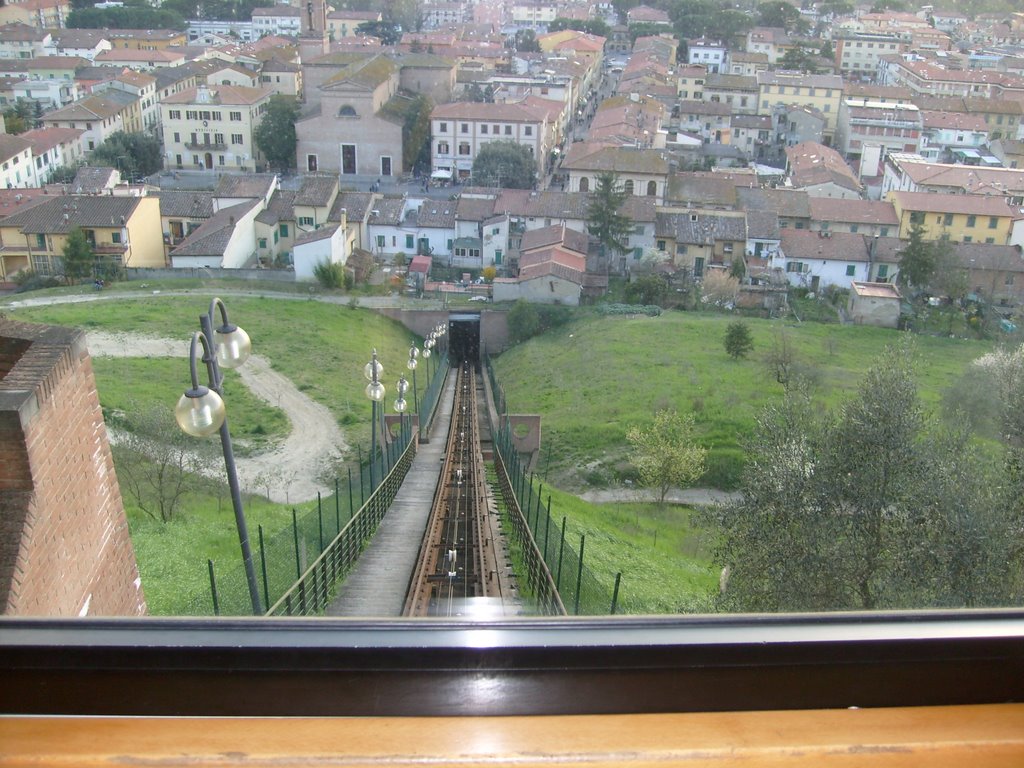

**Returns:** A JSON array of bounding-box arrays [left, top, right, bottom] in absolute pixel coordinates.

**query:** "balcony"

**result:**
[[185, 141, 228, 151]]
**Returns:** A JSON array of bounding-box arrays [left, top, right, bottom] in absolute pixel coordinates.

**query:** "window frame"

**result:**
[[4, 605, 1022, 717]]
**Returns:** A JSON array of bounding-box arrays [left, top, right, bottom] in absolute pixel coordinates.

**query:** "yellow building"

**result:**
[[888, 190, 1018, 245], [757, 71, 844, 142], [0, 195, 164, 280]]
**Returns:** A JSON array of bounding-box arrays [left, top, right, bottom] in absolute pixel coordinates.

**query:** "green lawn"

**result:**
[[493, 311, 991, 490]]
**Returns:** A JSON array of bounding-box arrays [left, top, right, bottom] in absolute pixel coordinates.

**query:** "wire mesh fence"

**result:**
[[485, 355, 622, 615]]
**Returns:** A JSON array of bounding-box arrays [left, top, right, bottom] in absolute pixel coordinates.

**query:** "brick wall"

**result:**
[[0, 319, 146, 616]]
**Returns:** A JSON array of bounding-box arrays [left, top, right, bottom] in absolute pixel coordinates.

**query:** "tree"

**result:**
[[724, 321, 753, 360], [779, 46, 821, 74], [626, 409, 708, 505], [512, 28, 540, 52], [355, 20, 402, 43], [254, 95, 300, 173], [625, 273, 668, 305], [112, 405, 210, 523], [586, 172, 632, 258], [471, 141, 536, 189], [90, 131, 164, 178], [757, 0, 801, 30], [897, 220, 936, 289], [705, 343, 1015, 612], [3, 99, 34, 134], [61, 227, 95, 284]]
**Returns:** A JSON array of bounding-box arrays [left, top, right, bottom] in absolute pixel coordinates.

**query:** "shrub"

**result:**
[[724, 321, 753, 360], [12, 270, 61, 293], [312, 260, 346, 289]]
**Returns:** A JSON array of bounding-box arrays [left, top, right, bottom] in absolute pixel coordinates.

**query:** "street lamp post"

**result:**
[[364, 349, 385, 489], [395, 374, 409, 445], [175, 298, 261, 615], [406, 344, 419, 416]]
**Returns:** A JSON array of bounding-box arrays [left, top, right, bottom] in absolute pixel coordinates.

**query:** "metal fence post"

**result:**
[[317, 491, 324, 553], [574, 534, 586, 616], [348, 467, 354, 520], [543, 496, 552, 561], [610, 572, 622, 615], [207, 559, 219, 616], [292, 509, 301, 580], [258, 524, 269, 610], [556, 517, 567, 589], [335, 477, 340, 533]]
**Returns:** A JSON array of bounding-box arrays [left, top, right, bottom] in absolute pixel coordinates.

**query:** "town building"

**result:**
[[757, 71, 844, 144], [160, 84, 273, 172], [888, 190, 1019, 244], [0, 194, 163, 278], [836, 98, 921, 158]]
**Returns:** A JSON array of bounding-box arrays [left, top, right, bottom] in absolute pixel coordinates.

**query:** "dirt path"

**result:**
[[86, 332, 347, 504], [577, 488, 740, 506]]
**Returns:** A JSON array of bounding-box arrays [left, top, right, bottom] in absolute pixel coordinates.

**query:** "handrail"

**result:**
[[265, 434, 418, 616]]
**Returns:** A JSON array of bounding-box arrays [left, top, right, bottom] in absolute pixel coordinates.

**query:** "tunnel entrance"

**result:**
[[448, 313, 480, 365]]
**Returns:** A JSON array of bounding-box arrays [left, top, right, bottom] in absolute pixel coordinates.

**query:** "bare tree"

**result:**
[[112, 406, 211, 522]]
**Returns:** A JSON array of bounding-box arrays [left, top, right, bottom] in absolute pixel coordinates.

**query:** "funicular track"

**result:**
[[403, 363, 506, 616]]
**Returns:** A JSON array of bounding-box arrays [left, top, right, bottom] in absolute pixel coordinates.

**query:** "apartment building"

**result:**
[[888, 190, 1018, 244], [757, 71, 844, 144]]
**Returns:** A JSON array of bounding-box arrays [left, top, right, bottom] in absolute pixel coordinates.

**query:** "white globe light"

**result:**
[[365, 380, 386, 402], [213, 324, 251, 369], [175, 386, 226, 437], [394, 398, 407, 413], [364, 358, 384, 382]]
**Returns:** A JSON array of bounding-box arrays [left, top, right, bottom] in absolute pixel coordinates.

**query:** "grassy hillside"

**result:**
[[492, 312, 992, 490]]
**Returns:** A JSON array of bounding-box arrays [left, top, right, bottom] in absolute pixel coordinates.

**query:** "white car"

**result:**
[[469, 295, 489, 302]]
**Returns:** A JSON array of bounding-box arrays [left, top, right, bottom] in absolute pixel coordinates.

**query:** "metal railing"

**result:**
[[484, 354, 623, 615], [265, 429, 418, 616]]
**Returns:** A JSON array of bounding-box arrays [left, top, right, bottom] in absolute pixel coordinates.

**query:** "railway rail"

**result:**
[[403, 362, 509, 616]]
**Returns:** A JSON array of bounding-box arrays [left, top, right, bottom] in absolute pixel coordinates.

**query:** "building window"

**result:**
[[943, 213, 954, 226], [405, 234, 414, 249], [214, 133, 224, 145], [35, 234, 45, 249], [437, 141, 449, 155], [230, 111, 242, 121], [579, 177, 589, 192], [986, 237, 995, 244], [909, 211, 925, 224], [880, 227, 889, 237], [504, 125, 512, 135], [524, 126, 532, 136], [458, 143, 470, 155], [966, 215, 976, 227], [258, 237, 267, 249], [877, 264, 888, 279], [376, 235, 385, 248], [623, 179, 634, 194], [111, 232, 122, 244], [657, 239, 666, 250], [232, 134, 243, 144], [989, 217, 999, 229], [307, 154, 317, 172], [647, 180, 657, 196], [298, 216, 314, 227], [173, 132, 180, 143], [846, 264, 856, 276], [850, 224, 859, 233], [439, 122, 447, 133], [481, 125, 488, 134], [964, 236, 972, 243], [461, 123, 469, 133], [280, 224, 289, 238], [169, 110, 180, 119]]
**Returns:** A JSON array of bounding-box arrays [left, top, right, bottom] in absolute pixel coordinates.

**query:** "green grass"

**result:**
[[8, 293, 422, 454], [494, 311, 991, 490], [94, 357, 289, 455], [540, 486, 718, 614]]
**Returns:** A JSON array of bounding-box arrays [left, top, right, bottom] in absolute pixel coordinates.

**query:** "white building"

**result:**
[[687, 39, 727, 74], [0, 134, 35, 189], [430, 99, 561, 182], [251, 6, 301, 38], [293, 223, 347, 281]]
